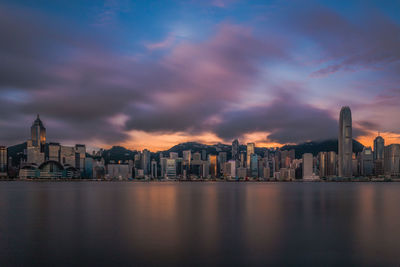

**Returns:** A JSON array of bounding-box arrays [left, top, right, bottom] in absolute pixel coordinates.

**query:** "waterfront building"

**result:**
[[360, 147, 373, 176], [262, 167, 270, 179], [384, 144, 400, 177], [27, 139, 45, 165], [165, 159, 176, 178], [338, 106, 353, 178], [218, 152, 227, 175], [75, 144, 86, 173], [246, 143, 255, 169], [250, 153, 258, 178], [240, 152, 246, 168], [202, 162, 209, 178], [141, 149, 151, 175], [47, 143, 60, 162], [30, 114, 46, 151], [303, 153, 318, 180], [209, 155, 218, 177], [60, 146, 75, 167], [232, 139, 239, 161], [223, 160, 236, 178], [107, 163, 131, 180], [258, 158, 264, 178], [327, 151, 337, 177], [374, 135, 385, 160], [151, 160, 157, 178], [0, 146, 7, 178], [319, 152, 328, 178], [352, 153, 359, 177], [237, 167, 247, 179], [19, 161, 80, 179], [84, 157, 93, 179], [374, 135, 385, 175]]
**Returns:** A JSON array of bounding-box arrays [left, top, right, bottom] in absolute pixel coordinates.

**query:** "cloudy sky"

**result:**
[[1, 0, 400, 151]]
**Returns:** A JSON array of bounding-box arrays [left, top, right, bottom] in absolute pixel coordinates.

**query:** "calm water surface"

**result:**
[[1, 182, 400, 266]]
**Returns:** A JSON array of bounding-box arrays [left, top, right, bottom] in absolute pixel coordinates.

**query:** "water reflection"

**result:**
[[1, 182, 400, 266]]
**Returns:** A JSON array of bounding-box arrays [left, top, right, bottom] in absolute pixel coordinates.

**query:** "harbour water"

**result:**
[[1, 182, 400, 266]]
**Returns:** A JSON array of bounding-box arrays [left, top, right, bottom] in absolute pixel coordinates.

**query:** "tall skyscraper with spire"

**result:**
[[31, 114, 46, 151], [374, 134, 385, 175], [338, 106, 352, 177], [373, 134, 384, 161]]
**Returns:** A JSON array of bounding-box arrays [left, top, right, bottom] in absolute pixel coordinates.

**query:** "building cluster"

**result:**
[[0, 107, 399, 180]]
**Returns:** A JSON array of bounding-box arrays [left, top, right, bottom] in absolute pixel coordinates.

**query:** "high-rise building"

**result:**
[[303, 153, 315, 180], [246, 143, 255, 169], [327, 151, 337, 177], [60, 145, 75, 167], [232, 139, 239, 161], [183, 150, 191, 161], [338, 106, 353, 178], [75, 144, 86, 173], [165, 159, 176, 178], [360, 147, 373, 176], [141, 149, 151, 175], [374, 135, 385, 175], [209, 155, 218, 177], [0, 146, 7, 178], [151, 160, 157, 178], [319, 152, 328, 178], [31, 114, 46, 151], [250, 153, 258, 178], [27, 139, 45, 165], [384, 144, 400, 177], [240, 152, 246, 168], [218, 152, 227, 175], [47, 143, 60, 162], [226, 160, 236, 178], [374, 135, 385, 160]]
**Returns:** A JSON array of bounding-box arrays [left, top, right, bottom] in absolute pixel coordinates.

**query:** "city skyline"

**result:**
[[1, 1, 400, 151]]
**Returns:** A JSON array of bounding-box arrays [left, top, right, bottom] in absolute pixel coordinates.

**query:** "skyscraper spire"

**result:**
[[31, 114, 46, 150], [338, 106, 352, 178]]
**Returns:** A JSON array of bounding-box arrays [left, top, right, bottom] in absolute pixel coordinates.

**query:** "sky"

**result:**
[[1, 0, 400, 151]]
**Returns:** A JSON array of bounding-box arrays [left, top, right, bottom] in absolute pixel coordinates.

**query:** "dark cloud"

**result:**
[[213, 91, 337, 143], [0, 5, 290, 146], [291, 6, 400, 76], [1, 2, 397, 148]]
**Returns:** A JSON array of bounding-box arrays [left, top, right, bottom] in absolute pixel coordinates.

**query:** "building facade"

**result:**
[[338, 106, 353, 178]]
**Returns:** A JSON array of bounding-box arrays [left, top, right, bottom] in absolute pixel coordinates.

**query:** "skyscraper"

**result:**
[[318, 152, 328, 178], [327, 151, 337, 177], [31, 114, 46, 150], [303, 153, 314, 180], [250, 153, 258, 178], [374, 135, 384, 160], [209, 155, 217, 177], [338, 106, 353, 178], [232, 139, 239, 161], [246, 143, 255, 169], [360, 147, 373, 176]]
